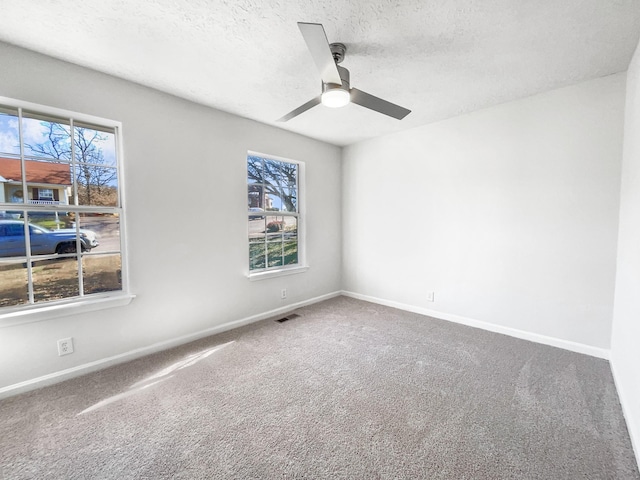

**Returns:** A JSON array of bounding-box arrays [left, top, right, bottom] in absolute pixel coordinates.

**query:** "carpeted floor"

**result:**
[[0, 296, 638, 479]]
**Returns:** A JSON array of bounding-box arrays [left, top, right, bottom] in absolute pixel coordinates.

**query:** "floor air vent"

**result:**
[[275, 313, 300, 323]]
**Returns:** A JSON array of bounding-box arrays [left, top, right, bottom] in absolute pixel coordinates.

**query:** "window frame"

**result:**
[[37, 188, 54, 200], [0, 96, 133, 326], [247, 150, 307, 280]]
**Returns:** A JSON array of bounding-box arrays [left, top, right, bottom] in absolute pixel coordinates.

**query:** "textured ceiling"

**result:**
[[0, 1, 639, 146]]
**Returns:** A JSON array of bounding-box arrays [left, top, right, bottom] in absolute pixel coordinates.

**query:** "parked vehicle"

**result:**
[[249, 207, 264, 220], [0, 220, 99, 257], [0, 211, 21, 219]]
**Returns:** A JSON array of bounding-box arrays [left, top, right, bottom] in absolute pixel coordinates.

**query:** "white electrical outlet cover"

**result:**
[[57, 337, 74, 356]]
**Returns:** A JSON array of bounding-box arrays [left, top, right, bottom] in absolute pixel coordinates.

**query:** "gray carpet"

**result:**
[[0, 296, 638, 479]]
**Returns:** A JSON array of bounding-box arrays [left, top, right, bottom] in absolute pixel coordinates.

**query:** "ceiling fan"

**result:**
[[277, 22, 411, 122]]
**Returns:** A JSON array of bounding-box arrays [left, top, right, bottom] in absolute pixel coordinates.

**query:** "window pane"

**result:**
[[78, 212, 119, 254], [264, 192, 280, 212], [32, 257, 79, 303], [25, 211, 106, 256], [266, 215, 284, 237], [263, 159, 281, 186], [25, 211, 78, 256], [74, 126, 117, 168], [280, 187, 297, 212], [83, 254, 121, 294], [248, 215, 265, 242], [0, 260, 28, 307], [264, 189, 297, 213], [0, 107, 20, 158], [264, 159, 297, 187], [284, 240, 298, 265], [73, 125, 118, 207], [249, 243, 265, 270], [74, 164, 118, 207], [267, 241, 283, 268], [27, 210, 72, 231], [247, 156, 263, 184], [0, 155, 25, 205], [283, 217, 297, 239], [24, 160, 72, 207], [248, 184, 263, 210], [22, 115, 71, 162], [0, 220, 26, 258]]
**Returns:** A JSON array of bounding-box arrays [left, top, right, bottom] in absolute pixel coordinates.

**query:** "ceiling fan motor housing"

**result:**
[[322, 64, 350, 95]]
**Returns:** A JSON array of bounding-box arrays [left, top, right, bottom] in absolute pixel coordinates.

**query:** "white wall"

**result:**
[[343, 74, 625, 350], [0, 42, 342, 389], [611, 40, 640, 461], [0, 37, 631, 405]]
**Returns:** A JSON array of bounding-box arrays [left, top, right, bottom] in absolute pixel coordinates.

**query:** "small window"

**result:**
[[248, 152, 301, 273], [37, 188, 54, 200], [0, 98, 127, 311]]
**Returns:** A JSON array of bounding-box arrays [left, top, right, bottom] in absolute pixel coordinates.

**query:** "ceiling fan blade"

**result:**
[[298, 22, 342, 86], [350, 88, 411, 120], [277, 96, 322, 122]]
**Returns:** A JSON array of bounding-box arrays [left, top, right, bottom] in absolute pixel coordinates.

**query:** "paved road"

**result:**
[[80, 216, 121, 254]]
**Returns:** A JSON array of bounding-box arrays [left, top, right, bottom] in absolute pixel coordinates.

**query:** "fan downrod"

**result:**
[[330, 43, 346, 64]]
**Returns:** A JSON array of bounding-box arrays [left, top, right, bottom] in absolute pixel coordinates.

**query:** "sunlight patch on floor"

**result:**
[[78, 377, 173, 415], [77, 341, 235, 416], [129, 341, 235, 388]]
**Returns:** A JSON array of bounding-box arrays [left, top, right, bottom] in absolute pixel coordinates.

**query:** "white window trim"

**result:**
[[0, 96, 131, 321], [246, 150, 307, 279], [248, 265, 309, 282], [0, 293, 136, 328]]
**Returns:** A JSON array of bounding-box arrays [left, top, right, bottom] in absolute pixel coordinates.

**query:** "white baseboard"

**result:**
[[341, 291, 610, 360], [0, 290, 342, 399], [610, 358, 640, 469]]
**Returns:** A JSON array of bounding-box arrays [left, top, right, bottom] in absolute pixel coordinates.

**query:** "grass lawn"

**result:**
[[249, 241, 298, 270], [0, 254, 121, 308]]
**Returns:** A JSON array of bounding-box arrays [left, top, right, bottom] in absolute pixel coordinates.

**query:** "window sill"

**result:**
[[248, 265, 309, 282], [0, 293, 136, 328]]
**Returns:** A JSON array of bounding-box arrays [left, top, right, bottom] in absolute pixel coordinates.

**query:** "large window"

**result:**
[[247, 152, 301, 273], [0, 98, 126, 312]]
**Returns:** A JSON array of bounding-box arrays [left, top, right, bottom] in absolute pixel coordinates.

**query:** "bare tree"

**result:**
[[26, 123, 117, 206], [247, 156, 297, 212]]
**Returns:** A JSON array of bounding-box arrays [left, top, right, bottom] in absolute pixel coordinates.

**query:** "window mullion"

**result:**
[[70, 118, 85, 298], [18, 107, 35, 305], [264, 215, 268, 269]]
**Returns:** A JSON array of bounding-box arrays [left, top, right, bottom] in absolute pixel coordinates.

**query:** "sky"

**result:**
[[0, 112, 116, 165]]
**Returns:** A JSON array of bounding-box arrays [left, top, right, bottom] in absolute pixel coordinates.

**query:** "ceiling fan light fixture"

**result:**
[[276, 23, 411, 122], [321, 87, 350, 108]]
